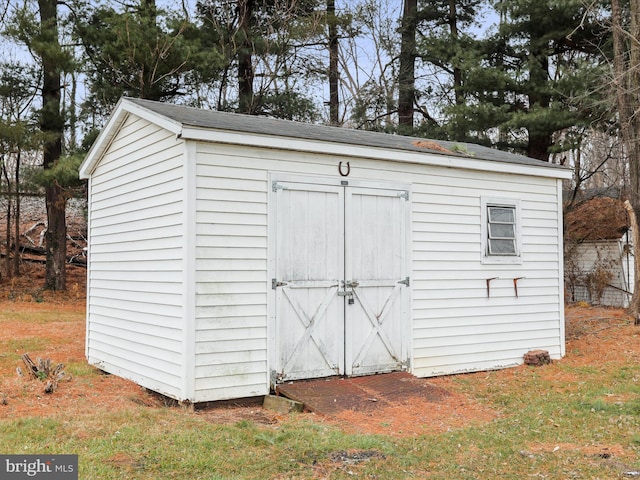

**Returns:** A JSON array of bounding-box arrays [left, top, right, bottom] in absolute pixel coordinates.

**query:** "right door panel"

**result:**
[[345, 186, 409, 376]]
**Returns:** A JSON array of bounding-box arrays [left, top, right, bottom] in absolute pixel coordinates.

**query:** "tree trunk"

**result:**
[[527, 130, 552, 162], [527, 48, 552, 161], [613, 0, 640, 321], [398, 0, 417, 129], [4, 198, 10, 278], [2, 159, 10, 279], [39, 0, 66, 290], [449, 0, 465, 141], [237, 0, 254, 114], [624, 201, 640, 323], [327, 0, 340, 126], [45, 187, 67, 290], [14, 149, 21, 276]]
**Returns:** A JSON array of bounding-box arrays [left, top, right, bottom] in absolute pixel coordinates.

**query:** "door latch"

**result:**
[[338, 289, 355, 304], [339, 280, 358, 304], [344, 280, 359, 305]]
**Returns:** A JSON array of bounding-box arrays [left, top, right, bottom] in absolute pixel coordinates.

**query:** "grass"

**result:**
[[0, 302, 82, 324], [0, 340, 53, 377], [2, 304, 640, 478], [2, 412, 397, 479], [3, 374, 639, 480], [1, 396, 638, 479]]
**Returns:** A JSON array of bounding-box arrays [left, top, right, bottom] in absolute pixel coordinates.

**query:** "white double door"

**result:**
[[272, 178, 410, 382]]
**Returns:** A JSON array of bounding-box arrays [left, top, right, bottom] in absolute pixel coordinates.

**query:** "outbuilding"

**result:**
[[564, 196, 633, 307], [79, 98, 572, 403]]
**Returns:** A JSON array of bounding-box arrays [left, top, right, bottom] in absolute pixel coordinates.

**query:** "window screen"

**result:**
[[487, 205, 517, 255]]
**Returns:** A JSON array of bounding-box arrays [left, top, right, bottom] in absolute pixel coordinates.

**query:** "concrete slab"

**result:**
[[263, 394, 304, 414]]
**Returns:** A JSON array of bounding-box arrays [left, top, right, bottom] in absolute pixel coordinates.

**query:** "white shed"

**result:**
[[564, 196, 634, 307], [79, 98, 572, 403]]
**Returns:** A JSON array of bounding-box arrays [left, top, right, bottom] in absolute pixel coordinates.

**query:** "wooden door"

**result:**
[[273, 179, 409, 382], [273, 182, 344, 382], [345, 187, 409, 376]]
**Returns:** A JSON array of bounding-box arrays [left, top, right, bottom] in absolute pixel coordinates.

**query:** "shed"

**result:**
[[79, 97, 572, 403], [564, 196, 633, 307]]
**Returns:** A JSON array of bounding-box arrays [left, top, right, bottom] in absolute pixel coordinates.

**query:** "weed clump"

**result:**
[[16, 353, 70, 394]]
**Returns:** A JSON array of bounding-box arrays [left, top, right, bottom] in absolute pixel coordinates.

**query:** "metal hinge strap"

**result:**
[[272, 181, 287, 192], [272, 278, 288, 289]]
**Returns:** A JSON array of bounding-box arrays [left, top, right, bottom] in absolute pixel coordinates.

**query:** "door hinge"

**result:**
[[272, 181, 287, 192], [272, 278, 288, 289], [398, 190, 409, 201], [398, 277, 410, 286]]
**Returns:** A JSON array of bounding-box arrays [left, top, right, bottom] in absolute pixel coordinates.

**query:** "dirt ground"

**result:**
[[0, 269, 637, 437]]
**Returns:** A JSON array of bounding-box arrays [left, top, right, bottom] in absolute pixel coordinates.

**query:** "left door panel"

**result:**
[[273, 182, 345, 381]]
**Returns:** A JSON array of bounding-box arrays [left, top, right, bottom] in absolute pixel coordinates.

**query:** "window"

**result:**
[[481, 197, 521, 264], [487, 205, 517, 255]]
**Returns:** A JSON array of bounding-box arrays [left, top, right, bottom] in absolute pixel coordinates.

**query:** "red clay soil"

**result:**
[[0, 271, 636, 438]]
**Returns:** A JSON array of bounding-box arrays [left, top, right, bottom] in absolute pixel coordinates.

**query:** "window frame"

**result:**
[[481, 197, 522, 264]]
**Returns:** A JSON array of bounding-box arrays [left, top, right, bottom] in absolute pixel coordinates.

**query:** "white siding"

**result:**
[[567, 240, 632, 308], [411, 170, 563, 376], [192, 142, 564, 399], [86, 114, 186, 399], [192, 146, 352, 400], [193, 159, 269, 402]]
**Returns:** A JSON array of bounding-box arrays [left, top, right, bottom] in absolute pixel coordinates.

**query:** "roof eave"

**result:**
[[180, 125, 573, 180], [81, 97, 572, 181]]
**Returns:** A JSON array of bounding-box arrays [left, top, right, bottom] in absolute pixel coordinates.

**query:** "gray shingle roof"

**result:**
[[125, 97, 568, 170]]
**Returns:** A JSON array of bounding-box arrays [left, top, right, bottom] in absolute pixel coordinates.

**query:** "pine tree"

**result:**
[[195, 0, 325, 120], [74, 0, 196, 118], [413, 0, 482, 140], [398, 0, 417, 130], [450, 0, 607, 161], [5, 0, 84, 290]]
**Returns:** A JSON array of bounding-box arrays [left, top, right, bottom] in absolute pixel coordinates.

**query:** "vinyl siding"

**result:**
[[192, 146, 360, 400], [410, 169, 563, 376], [86, 114, 185, 399], [567, 240, 632, 307], [192, 142, 564, 399], [193, 158, 269, 402]]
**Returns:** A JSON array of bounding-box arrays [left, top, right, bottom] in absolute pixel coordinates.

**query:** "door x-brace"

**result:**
[[350, 285, 402, 368], [280, 285, 340, 375]]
